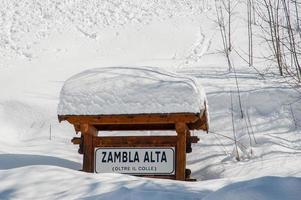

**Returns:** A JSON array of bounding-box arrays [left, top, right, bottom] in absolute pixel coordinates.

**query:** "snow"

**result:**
[[203, 176, 301, 200], [58, 66, 206, 115], [0, 0, 301, 199]]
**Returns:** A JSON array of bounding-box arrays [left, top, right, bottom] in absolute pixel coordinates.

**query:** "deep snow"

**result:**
[[58, 66, 206, 115], [0, 0, 301, 199]]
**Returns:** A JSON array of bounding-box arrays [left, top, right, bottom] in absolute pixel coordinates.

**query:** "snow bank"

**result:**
[[0, 165, 300, 200], [203, 176, 301, 200], [57, 66, 206, 115]]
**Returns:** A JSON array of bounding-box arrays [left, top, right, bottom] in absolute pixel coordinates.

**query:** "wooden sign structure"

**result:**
[[57, 66, 209, 181], [58, 109, 208, 181]]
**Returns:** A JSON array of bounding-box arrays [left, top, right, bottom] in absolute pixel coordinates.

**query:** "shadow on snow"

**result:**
[[0, 154, 81, 170]]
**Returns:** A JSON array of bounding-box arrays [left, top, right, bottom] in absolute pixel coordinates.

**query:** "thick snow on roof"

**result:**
[[57, 66, 206, 115]]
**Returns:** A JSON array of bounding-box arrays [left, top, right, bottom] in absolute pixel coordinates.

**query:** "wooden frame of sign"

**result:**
[[58, 108, 208, 181]]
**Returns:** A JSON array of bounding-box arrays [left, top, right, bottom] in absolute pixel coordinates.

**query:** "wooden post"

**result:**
[[80, 123, 97, 172], [175, 122, 188, 181], [186, 129, 192, 153]]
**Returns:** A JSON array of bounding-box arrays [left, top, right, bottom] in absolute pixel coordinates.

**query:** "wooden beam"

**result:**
[[189, 136, 200, 143], [94, 123, 175, 131], [73, 124, 81, 134], [81, 124, 97, 172], [185, 168, 191, 179], [189, 104, 208, 132], [186, 129, 192, 153], [71, 137, 81, 145], [59, 113, 200, 125], [93, 136, 177, 147], [175, 122, 188, 181], [186, 128, 191, 143]]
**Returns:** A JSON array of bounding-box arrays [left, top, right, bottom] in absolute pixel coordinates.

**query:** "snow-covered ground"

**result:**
[[1, 0, 301, 199]]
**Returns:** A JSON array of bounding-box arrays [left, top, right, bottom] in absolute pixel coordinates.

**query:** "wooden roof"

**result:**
[[58, 111, 208, 132]]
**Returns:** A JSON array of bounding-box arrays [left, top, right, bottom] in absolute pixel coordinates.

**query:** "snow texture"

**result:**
[[1, 0, 301, 199], [203, 176, 301, 200], [58, 66, 207, 115]]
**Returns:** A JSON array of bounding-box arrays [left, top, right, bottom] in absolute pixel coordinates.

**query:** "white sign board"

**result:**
[[95, 147, 175, 175]]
